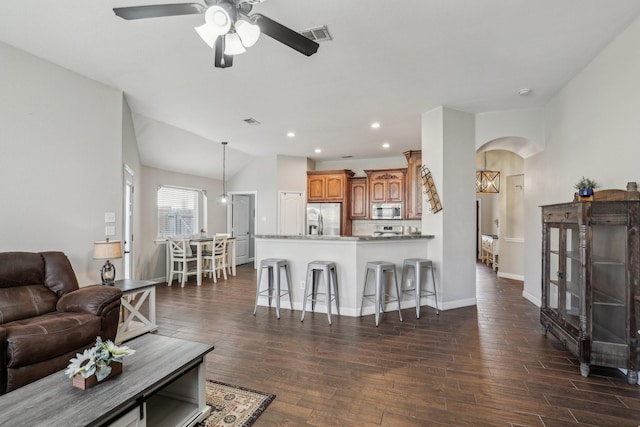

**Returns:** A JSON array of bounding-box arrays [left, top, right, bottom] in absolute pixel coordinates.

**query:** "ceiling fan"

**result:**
[[113, 0, 320, 68]]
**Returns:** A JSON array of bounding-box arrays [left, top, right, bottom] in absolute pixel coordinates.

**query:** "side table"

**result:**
[[113, 279, 162, 344]]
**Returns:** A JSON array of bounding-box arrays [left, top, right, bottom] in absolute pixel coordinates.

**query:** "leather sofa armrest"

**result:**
[[0, 327, 6, 395], [57, 285, 122, 317]]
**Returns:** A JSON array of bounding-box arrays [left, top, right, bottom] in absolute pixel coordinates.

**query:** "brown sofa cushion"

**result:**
[[0, 252, 44, 288], [4, 312, 101, 368], [0, 285, 58, 324]]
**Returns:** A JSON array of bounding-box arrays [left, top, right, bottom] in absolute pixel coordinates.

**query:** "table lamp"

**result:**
[[93, 239, 122, 285]]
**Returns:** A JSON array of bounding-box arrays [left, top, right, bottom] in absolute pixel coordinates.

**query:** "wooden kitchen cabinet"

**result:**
[[349, 177, 368, 219], [540, 193, 640, 384], [307, 169, 355, 235], [307, 170, 354, 202], [365, 168, 406, 204], [404, 150, 422, 219]]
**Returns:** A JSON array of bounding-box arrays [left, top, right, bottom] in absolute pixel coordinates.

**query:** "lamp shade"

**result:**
[[224, 32, 246, 55], [195, 4, 233, 48], [235, 19, 260, 47], [93, 240, 122, 260]]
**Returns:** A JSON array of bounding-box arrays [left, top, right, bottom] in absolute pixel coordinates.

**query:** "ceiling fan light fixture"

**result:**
[[224, 32, 246, 55], [195, 23, 220, 48], [205, 4, 232, 33], [235, 19, 261, 48]]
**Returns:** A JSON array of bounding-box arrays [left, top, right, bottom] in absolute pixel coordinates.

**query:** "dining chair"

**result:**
[[203, 236, 227, 283], [215, 233, 233, 276], [168, 238, 198, 287]]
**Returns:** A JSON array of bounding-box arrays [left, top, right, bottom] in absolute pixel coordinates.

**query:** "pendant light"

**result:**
[[217, 141, 229, 205], [475, 151, 500, 194]]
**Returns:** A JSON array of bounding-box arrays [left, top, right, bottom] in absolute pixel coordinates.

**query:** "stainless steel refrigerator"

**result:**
[[306, 203, 341, 236]]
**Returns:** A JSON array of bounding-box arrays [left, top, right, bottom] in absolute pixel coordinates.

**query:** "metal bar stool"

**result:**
[[301, 261, 340, 325], [401, 258, 439, 318], [360, 261, 403, 327], [253, 258, 292, 319]]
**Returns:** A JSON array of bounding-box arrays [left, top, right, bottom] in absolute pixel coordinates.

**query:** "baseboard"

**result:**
[[522, 290, 541, 307], [497, 271, 524, 281]]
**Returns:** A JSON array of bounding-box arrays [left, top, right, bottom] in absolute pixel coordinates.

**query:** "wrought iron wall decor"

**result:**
[[421, 165, 442, 214]]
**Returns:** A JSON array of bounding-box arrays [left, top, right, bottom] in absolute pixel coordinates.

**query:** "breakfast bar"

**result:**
[[255, 234, 435, 317]]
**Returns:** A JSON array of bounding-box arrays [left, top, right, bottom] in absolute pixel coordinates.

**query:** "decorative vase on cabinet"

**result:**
[[540, 194, 640, 384]]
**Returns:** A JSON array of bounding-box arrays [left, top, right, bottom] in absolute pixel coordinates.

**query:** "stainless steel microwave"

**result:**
[[371, 203, 402, 219]]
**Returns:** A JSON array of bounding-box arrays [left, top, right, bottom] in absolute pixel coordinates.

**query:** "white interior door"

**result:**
[[232, 194, 251, 265], [278, 191, 305, 236]]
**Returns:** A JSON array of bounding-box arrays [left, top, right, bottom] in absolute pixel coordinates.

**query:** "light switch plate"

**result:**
[[105, 225, 116, 236], [105, 212, 116, 223]]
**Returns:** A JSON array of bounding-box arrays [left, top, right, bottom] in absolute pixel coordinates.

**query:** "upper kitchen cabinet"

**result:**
[[365, 168, 407, 204], [404, 150, 422, 219], [349, 177, 368, 219], [307, 170, 355, 202]]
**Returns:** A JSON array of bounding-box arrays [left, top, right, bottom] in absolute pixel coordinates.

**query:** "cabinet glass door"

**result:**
[[546, 226, 560, 315], [591, 224, 627, 344], [564, 226, 580, 330]]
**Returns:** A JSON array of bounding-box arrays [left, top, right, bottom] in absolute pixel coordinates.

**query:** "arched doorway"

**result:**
[[475, 137, 540, 283]]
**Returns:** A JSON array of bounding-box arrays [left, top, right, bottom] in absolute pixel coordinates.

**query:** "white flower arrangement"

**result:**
[[65, 337, 135, 381]]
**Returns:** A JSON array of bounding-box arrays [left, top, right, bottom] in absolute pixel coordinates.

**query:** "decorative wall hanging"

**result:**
[[421, 165, 442, 214]]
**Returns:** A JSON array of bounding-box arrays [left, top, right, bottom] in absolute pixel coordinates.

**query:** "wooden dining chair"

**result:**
[[215, 233, 232, 276], [168, 238, 198, 287], [203, 236, 227, 283]]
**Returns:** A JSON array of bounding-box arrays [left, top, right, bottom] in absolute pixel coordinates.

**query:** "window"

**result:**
[[157, 186, 207, 238]]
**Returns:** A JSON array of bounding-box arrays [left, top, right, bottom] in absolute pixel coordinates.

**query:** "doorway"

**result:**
[[123, 164, 134, 279], [229, 192, 256, 266]]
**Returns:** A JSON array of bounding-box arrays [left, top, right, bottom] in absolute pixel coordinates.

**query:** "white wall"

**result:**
[[523, 15, 640, 304], [277, 155, 308, 192], [422, 107, 477, 309], [229, 155, 278, 235], [0, 41, 123, 286], [475, 108, 545, 158], [121, 98, 144, 279], [138, 166, 225, 280]]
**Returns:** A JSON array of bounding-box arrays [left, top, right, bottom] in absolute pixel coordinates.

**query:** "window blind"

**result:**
[[157, 186, 203, 238]]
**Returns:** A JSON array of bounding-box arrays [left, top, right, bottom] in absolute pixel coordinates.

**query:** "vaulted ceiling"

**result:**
[[1, 1, 639, 180]]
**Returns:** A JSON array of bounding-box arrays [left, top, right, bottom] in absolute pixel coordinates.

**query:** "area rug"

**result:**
[[199, 380, 276, 427]]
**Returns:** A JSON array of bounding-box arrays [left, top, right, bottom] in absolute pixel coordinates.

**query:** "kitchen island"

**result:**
[[255, 234, 435, 317]]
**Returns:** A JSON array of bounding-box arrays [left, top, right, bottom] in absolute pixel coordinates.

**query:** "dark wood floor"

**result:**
[[154, 263, 640, 426]]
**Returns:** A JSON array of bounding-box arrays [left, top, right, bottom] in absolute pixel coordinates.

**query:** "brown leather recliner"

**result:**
[[0, 251, 122, 395]]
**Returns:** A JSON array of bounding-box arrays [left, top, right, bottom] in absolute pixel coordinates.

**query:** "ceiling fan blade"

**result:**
[[214, 36, 234, 68], [252, 13, 319, 57], [113, 3, 206, 20]]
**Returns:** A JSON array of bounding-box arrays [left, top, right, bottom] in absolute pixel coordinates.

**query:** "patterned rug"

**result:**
[[200, 380, 276, 427]]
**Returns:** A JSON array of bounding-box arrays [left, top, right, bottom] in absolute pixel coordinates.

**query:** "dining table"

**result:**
[[165, 235, 236, 286]]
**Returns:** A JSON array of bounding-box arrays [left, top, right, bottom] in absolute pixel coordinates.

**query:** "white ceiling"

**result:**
[[1, 1, 639, 180]]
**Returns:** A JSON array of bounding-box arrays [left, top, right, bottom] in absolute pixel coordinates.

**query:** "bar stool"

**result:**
[[301, 261, 340, 325], [253, 258, 292, 319], [401, 258, 439, 318], [360, 261, 403, 327]]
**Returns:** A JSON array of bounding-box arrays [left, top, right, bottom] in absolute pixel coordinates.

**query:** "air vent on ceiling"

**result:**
[[301, 25, 332, 42], [243, 118, 261, 125]]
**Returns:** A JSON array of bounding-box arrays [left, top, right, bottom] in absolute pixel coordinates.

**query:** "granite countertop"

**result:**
[[256, 234, 434, 241]]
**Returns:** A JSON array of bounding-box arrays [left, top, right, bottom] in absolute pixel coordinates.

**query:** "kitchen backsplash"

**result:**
[[352, 220, 421, 236]]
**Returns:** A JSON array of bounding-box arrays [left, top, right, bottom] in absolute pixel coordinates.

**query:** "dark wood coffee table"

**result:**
[[0, 334, 214, 426]]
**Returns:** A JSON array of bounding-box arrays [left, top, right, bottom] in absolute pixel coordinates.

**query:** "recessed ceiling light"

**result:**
[[371, 122, 381, 129], [314, 148, 322, 153], [287, 131, 295, 138], [518, 88, 532, 96], [382, 142, 390, 149]]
